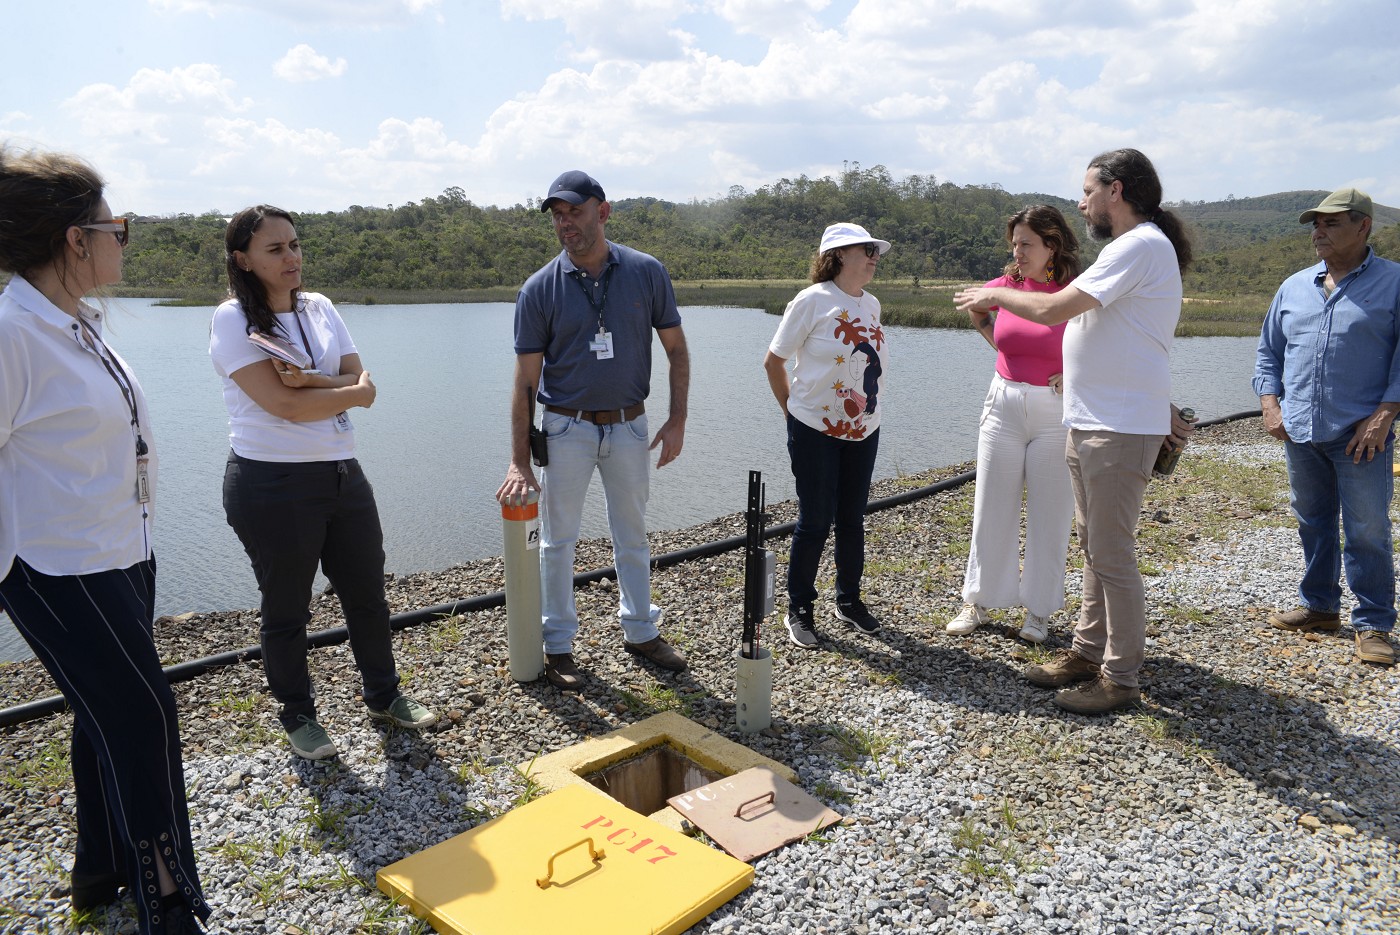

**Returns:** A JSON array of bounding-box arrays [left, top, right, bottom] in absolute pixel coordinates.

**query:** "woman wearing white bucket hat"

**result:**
[[763, 222, 890, 648]]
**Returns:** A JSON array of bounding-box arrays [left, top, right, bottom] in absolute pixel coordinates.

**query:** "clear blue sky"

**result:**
[[3, 0, 1396, 217]]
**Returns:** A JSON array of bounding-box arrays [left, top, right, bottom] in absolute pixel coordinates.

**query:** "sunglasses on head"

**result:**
[[80, 217, 129, 248]]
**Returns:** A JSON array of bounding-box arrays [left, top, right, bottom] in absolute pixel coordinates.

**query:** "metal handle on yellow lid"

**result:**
[[536, 837, 607, 889]]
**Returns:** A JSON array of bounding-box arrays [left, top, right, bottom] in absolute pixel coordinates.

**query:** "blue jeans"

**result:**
[[786, 415, 880, 609], [1285, 435, 1396, 633], [539, 410, 659, 654]]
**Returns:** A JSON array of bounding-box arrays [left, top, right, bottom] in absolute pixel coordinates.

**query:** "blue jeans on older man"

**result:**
[[539, 410, 661, 655], [1285, 435, 1396, 633]]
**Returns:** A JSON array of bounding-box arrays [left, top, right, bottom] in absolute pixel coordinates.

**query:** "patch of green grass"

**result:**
[[427, 615, 466, 654], [209, 836, 259, 867], [246, 865, 294, 907], [1126, 712, 1174, 742], [511, 753, 547, 809], [618, 684, 707, 717], [300, 799, 352, 844], [802, 817, 838, 845], [867, 669, 904, 688], [949, 800, 1042, 885], [211, 690, 262, 714], [825, 724, 896, 769], [0, 737, 71, 793], [813, 779, 854, 805]]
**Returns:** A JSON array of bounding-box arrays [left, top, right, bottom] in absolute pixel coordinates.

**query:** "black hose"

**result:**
[[0, 409, 1264, 729]]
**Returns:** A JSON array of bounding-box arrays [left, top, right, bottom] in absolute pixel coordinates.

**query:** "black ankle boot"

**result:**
[[70, 869, 125, 910], [163, 902, 205, 934]]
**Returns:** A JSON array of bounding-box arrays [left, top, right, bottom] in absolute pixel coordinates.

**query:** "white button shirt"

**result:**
[[0, 276, 157, 580]]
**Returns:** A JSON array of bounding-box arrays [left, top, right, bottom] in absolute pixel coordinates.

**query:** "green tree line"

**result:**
[[10, 163, 1396, 332]]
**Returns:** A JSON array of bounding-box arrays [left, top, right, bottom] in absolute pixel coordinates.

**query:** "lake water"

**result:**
[[0, 300, 1262, 663]]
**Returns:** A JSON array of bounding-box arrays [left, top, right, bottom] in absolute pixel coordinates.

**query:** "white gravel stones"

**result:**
[[1, 420, 1397, 934]]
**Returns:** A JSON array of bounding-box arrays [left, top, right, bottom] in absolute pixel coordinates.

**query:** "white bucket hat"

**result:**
[[819, 222, 891, 256]]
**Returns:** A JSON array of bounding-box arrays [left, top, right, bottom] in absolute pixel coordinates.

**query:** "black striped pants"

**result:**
[[0, 556, 209, 933]]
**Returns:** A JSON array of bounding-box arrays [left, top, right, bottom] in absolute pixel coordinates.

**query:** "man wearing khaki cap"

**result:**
[[1254, 187, 1400, 667]]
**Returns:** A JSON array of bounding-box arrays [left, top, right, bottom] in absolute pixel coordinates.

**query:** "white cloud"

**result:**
[[273, 44, 349, 83], [501, 0, 695, 60], [62, 65, 251, 144], [708, 0, 829, 37], [148, 0, 440, 22]]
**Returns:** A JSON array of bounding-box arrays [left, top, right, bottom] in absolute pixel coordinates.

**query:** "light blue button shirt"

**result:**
[[1253, 247, 1400, 443]]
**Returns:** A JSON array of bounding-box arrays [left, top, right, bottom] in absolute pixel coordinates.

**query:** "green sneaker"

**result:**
[[368, 695, 437, 729], [287, 716, 337, 760]]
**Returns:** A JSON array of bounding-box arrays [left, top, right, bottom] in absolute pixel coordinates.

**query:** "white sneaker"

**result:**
[[1018, 611, 1049, 644], [946, 603, 989, 635]]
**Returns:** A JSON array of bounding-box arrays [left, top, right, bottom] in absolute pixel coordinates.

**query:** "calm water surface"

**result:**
[[0, 299, 1261, 663]]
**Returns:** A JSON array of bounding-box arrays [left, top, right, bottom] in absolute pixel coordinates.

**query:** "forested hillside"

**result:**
[[10, 163, 1396, 320]]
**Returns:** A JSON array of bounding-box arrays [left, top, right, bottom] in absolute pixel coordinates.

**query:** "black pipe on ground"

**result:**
[[0, 409, 1263, 728]]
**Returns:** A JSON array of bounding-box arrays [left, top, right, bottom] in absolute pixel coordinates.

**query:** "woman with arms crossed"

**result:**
[[0, 147, 208, 933], [210, 205, 435, 761], [947, 205, 1081, 643], [764, 223, 890, 648]]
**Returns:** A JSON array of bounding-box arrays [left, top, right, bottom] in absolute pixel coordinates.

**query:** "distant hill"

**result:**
[[3, 168, 1394, 306], [1172, 190, 1400, 257]]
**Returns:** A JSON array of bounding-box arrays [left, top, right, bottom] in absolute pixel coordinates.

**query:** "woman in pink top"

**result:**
[[947, 206, 1081, 643]]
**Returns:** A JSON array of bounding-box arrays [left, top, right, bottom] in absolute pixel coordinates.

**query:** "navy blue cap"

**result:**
[[541, 170, 606, 211]]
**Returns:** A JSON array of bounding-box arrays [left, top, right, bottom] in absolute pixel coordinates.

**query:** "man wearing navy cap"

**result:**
[[1255, 187, 1400, 667], [496, 170, 691, 689]]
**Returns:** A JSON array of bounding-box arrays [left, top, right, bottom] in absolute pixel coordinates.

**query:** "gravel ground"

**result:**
[[1, 417, 1397, 935]]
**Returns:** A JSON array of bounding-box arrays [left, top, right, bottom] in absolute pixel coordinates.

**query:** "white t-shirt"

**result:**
[[1062, 222, 1181, 434], [0, 276, 157, 579], [209, 292, 359, 462], [769, 281, 888, 440]]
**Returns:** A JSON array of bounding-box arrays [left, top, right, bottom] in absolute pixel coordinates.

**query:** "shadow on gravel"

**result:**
[[1144, 655, 1399, 846], [814, 623, 1053, 716]]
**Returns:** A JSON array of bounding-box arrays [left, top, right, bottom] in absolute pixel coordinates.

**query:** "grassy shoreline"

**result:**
[[112, 278, 1269, 338]]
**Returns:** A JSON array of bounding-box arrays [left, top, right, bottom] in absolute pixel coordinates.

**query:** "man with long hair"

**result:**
[[955, 148, 1194, 714]]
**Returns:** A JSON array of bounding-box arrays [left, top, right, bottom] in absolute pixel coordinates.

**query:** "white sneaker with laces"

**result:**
[[946, 603, 989, 635], [1018, 611, 1049, 644]]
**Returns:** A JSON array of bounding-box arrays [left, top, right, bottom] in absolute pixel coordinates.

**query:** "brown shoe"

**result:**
[[1024, 649, 1099, 688], [544, 653, 583, 689], [1268, 606, 1341, 632], [624, 636, 688, 672], [1355, 630, 1396, 666], [1053, 676, 1141, 715]]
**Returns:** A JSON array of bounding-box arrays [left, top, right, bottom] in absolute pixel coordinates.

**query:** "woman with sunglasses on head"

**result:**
[[0, 147, 209, 933], [947, 205, 1082, 644], [209, 205, 435, 762], [763, 223, 890, 649]]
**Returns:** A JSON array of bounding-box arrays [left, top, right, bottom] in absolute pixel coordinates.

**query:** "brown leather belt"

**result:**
[[544, 402, 645, 425]]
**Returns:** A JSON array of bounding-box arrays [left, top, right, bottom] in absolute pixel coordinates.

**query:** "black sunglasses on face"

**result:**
[[80, 217, 129, 248], [860, 242, 880, 258]]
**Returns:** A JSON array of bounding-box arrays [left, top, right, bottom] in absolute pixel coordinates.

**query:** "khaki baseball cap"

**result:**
[[1299, 187, 1373, 223]]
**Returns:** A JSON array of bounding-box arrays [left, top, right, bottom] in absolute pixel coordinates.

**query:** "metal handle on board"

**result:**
[[536, 837, 607, 889], [734, 791, 776, 819]]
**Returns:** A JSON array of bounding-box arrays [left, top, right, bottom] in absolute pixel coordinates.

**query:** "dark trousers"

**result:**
[[785, 416, 880, 608], [222, 454, 400, 730], [0, 556, 210, 933]]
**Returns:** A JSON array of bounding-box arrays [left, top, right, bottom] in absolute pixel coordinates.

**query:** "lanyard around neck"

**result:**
[[569, 263, 614, 330], [288, 304, 319, 370], [74, 317, 147, 457]]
